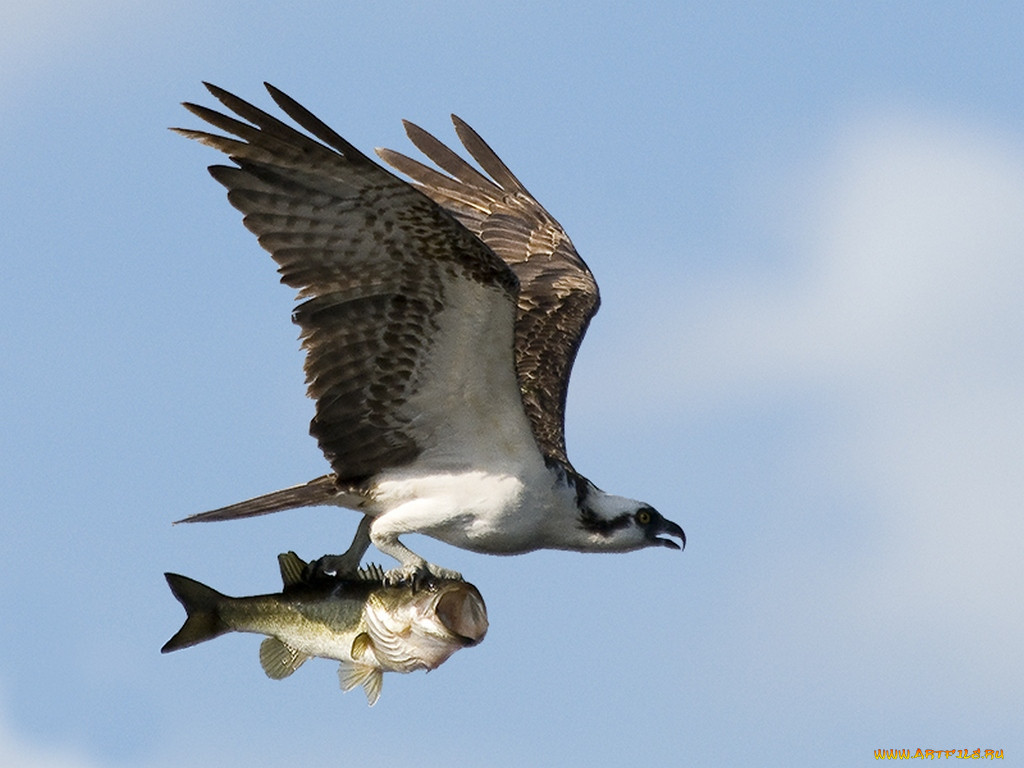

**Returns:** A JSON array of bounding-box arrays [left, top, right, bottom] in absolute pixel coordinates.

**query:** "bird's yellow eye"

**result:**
[[636, 509, 652, 525]]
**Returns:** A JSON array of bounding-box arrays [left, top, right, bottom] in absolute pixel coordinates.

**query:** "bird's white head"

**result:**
[[571, 481, 685, 553]]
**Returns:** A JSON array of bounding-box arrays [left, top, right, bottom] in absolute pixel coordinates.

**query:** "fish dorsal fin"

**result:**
[[259, 637, 309, 679], [277, 551, 308, 588], [337, 661, 383, 706], [356, 563, 385, 582]]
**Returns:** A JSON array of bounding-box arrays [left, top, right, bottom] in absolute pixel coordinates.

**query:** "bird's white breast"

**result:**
[[370, 459, 569, 555]]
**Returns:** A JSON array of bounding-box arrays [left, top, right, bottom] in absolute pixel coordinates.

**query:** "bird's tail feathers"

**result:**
[[174, 475, 358, 523]]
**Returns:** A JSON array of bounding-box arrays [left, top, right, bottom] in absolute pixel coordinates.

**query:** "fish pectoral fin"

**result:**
[[350, 631, 376, 661], [259, 637, 309, 680], [337, 661, 383, 707]]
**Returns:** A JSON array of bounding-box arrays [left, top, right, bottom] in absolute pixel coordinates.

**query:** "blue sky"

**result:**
[[2, 2, 1022, 766]]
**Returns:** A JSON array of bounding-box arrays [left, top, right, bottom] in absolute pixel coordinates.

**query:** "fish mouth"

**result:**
[[434, 583, 489, 645], [650, 518, 686, 551]]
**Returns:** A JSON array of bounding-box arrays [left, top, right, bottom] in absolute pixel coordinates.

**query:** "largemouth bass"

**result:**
[[162, 552, 487, 705]]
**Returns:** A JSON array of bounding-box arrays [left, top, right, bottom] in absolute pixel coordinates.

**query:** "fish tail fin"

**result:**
[[162, 573, 231, 653]]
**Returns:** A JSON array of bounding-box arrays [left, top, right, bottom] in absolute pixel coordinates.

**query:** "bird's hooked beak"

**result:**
[[651, 515, 686, 551]]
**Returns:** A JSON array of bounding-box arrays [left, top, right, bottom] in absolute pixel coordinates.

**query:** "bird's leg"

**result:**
[[370, 518, 462, 588], [305, 515, 372, 579]]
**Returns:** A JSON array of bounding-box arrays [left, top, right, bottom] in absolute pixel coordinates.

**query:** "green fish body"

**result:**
[[163, 553, 487, 705]]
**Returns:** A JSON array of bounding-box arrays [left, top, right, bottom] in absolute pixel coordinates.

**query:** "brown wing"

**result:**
[[377, 118, 599, 468], [176, 84, 528, 484]]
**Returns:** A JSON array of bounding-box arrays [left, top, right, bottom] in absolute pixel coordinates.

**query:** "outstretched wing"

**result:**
[[377, 119, 599, 469], [176, 83, 535, 483]]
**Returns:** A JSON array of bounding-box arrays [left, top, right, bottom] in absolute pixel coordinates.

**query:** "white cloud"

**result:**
[[619, 114, 1024, 409], [790, 116, 1023, 378], [608, 112, 1024, 702], [764, 115, 1024, 598]]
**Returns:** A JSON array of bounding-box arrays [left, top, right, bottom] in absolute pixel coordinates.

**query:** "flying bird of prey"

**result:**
[[176, 83, 685, 585]]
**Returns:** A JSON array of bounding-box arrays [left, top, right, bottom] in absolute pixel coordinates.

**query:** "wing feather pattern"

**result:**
[[377, 118, 599, 469], [176, 83, 527, 483]]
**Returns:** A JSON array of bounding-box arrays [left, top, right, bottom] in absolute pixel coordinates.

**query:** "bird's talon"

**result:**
[[381, 563, 462, 589], [427, 564, 463, 582]]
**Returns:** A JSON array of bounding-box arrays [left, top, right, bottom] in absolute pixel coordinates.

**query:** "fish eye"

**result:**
[[635, 509, 652, 525]]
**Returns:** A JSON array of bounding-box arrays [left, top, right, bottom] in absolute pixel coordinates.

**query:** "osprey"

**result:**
[[176, 83, 685, 585]]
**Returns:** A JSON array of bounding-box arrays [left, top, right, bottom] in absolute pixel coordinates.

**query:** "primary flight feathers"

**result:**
[[175, 83, 683, 585]]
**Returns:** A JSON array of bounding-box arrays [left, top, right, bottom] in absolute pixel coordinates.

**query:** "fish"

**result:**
[[162, 552, 488, 705]]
